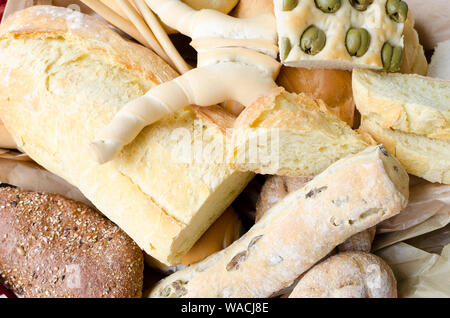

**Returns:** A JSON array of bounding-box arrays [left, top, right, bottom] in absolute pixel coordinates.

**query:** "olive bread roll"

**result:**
[[149, 146, 409, 298], [274, 0, 406, 71]]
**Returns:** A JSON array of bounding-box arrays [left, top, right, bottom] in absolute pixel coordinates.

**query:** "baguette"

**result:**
[[0, 6, 253, 265], [231, 87, 369, 176], [353, 69, 450, 140], [0, 186, 144, 298], [359, 117, 450, 184], [289, 252, 397, 298], [256, 175, 376, 252], [149, 146, 409, 298]]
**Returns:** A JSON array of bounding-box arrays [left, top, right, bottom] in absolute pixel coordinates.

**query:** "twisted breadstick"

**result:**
[[91, 62, 277, 163]]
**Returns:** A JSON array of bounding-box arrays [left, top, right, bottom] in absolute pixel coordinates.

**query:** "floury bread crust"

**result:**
[[0, 6, 253, 265], [149, 146, 409, 298], [230, 88, 369, 176], [289, 252, 397, 298]]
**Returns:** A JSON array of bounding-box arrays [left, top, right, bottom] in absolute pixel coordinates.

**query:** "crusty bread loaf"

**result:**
[[257, 175, 375, 252], [428, 40, 450, 81], [230, 87, 369, 176], [0, 186, 144, 298], [359, 117, 450, 184], [289, 252, 397, 298], [353, 69, 450, 140], [149, 146, 409, 298], [145, 207, 243, 273], [0, 6, 253, 265]]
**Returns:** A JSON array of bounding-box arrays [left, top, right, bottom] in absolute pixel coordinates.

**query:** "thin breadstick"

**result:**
[[116, 0, 174, 68], [134, 0, 191, 74], [80, 0, 151, 49]]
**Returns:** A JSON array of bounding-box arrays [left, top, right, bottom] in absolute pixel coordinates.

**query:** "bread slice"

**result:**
[[230, 87, 369, 176], [0, 6, 253, 265], [353, 68, 450, 140], [428, 40, 450, 81], [360, 117, 450, 184], [149, 146, 409, 298]]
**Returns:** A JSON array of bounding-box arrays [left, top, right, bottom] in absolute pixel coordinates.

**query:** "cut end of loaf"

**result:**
[[231, 88, 369, 176]]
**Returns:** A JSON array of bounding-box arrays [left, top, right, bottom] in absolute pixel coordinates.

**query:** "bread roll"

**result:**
[[277, 68, 355, 127], [183, 0, 238, 13], [0, 186, 144, 298], [0, 6, 253, 265], [289, 252, 397, 298], [231, 87, 369, 176], [353, 69, 450, 141], [338, 226, 376, 253], [428, 40, 450, 81], [149, 146, 409, 298], [400, 12, 428, 76]]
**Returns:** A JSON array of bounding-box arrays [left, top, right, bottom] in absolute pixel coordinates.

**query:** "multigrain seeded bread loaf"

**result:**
[[289, 252, 397, 298], [0, 186, 144, 298], [149, 146, 409, 298], [0, 6, 253, 265], [359, 117, 450, 184], [230, 88, 369, 176], [256, 175, 376, 252], [353, 69, 450, 140]]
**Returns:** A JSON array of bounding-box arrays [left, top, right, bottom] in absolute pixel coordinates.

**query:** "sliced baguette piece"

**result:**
[[0, 6, 253, 265], [230, 87, 369, 176], [353, 68, 450, 140], [428, 40, 450, 81], [359, 117, 450, 184], [289, 252, 397, 298], [149, 146, 409, 298]]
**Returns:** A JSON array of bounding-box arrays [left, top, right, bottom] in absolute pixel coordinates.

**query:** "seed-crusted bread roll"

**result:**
[[0, 186, 144, 298], [149, 146, 409, 298], [359, 117, 450, 184], [231, 87, 369, 176], [0, 6, 252, 265], [274, 0, 406, 71], [353, 69, 450, 140], [256, 175, 376, 252], [289, 252, 397, 298]]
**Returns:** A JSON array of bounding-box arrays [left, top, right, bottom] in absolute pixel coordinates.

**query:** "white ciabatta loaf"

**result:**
[[289, 252, 397, 298], [149, 146, 409, 298], [359, 118, 450, 184], [428, 40, 450, 81], [230, 87, 369, 176], [0, 6, 253, 265], [353, 69, 450, 140]]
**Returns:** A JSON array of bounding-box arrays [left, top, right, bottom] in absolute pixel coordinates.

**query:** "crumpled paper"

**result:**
[[376, 243, 450, 298]]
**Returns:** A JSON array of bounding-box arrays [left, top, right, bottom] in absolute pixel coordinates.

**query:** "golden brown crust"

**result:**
[[289, 252, 397, 298], [276, 67, 355, 127], [230, 0, 273, 19], [338, 226, 376, 253], [0, 186, 144, 298]]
